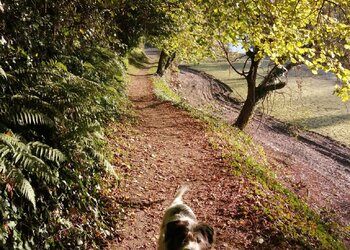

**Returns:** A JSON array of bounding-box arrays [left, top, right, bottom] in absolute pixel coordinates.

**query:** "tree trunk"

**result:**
[[164, 52, 176, 70], [234, 79, 257, 130], [156, 50, 176, 76], [234, 61, 294, 130], [156, 50, 167, 76], [234, 55, 260, 130]]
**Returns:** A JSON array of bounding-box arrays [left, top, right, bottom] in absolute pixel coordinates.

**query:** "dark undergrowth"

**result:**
[[0, 2, 153, 248], [0, 46, 148, 249]]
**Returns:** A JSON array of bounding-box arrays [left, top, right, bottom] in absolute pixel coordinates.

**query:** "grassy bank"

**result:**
[[152, 74, 348, 249], [188, 60, 350, 147]]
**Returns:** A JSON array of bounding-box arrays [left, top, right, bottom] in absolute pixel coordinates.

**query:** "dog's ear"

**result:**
[[195, 223, 215, 245], [165, 220, 189, 242]]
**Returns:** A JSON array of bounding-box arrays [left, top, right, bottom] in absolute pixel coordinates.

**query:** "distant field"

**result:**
[[188, 60, 350, 146]]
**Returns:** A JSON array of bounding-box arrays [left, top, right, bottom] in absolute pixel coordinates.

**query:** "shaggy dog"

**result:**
[[157, 186, 214, 250]]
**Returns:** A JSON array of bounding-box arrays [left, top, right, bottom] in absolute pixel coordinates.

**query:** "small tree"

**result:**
[[202, 0, 350, 130]]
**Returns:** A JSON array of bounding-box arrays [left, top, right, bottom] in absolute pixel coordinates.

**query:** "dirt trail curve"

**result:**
[[107, 50, 349, 250], [107, 51, 250, 249], [174, 66, 350, 226]]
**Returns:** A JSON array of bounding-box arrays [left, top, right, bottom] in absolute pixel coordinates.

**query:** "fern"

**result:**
[[0, 133, 59, 183], [15, 174, 36, 210], [83, 62, 95, 71], [29, 141, 66, 164], [45, 60, 68, 72], [30, 163, 58, 183], [0, 133, 27, 152], [0, 101, 9, 116], [0, 0, 132, 246], [13, 109, 54, 126], [0, 158, 7, 174], [10, 94, 59, 114], [0, 66, 7, 79], [1, 39, 129, 247], [0, 144, 11, 158]]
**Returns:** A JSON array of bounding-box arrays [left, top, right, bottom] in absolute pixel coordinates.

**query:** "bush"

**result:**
[[0, 46, 130, 249]]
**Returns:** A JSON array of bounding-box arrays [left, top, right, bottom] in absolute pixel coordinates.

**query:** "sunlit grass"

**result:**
[[188, 60, 350, 146], [153, 77, 182, 103]]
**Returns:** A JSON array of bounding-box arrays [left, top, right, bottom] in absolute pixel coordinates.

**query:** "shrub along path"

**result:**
[[106, 53, 264, 249]]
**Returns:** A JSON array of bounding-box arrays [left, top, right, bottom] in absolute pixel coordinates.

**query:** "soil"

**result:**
[[107, 49, 350, 249], [173, 66, 350, 226]]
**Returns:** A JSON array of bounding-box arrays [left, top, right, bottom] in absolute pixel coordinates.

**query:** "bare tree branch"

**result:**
[[218, 40, 246, 77], [259, 61, 301, 88], [258, 81, 287, 93], [260, 64, 279, 87], [242, 56, 250, 75]]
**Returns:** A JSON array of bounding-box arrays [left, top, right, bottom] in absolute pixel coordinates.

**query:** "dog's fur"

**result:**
[[157, 186, 214, 250]]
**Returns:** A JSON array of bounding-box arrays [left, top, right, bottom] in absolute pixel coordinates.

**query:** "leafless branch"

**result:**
[[259, 61, 302, 88], [260, 64, 279, 87], [218, 40, 246, 77], [233, 54, 247, 62], [242, 56, 250, 75]]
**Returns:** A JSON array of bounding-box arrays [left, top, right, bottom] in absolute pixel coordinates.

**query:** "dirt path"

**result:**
[[173, 66, 350, 226], [107, 53, 259, 249], [106, 50, 350, 249]]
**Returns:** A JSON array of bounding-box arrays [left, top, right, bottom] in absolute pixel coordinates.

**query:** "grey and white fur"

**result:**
[[157, 185, 214, 250]]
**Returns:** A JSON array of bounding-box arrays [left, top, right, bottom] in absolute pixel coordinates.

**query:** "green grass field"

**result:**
[[188, 59, 350, 146]]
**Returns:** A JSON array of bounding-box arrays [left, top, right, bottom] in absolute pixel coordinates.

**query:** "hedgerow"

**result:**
[[0, 1, 146, 248]]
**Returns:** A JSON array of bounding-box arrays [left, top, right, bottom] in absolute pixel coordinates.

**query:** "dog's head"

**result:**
[[164, 220, 214, 250]]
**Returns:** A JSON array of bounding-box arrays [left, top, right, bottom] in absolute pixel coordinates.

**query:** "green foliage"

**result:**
[[0, 0, 139, 247], [150, 0, 349, 130], [0, 45, 130, 248], [147, 1, 216, 62], [128, 47, 150, 70], [200, 0, 350, 100], [129, 48, 149, 64]]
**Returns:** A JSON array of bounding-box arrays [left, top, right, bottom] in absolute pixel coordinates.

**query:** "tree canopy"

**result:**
[[196, 0, 350, 128], [148, 1, 216, 62], [148, 0, 350, 128]]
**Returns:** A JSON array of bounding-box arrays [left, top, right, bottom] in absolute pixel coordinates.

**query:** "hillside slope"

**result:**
[[107, 50, 348, 249], [174, 66, 350, 227]]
